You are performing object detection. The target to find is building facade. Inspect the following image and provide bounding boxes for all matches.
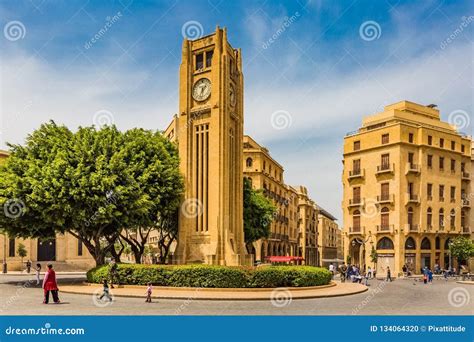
[317,206,342,267]
[343,101,472,276]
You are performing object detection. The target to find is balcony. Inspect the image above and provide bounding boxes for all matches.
[348,168,365,180]
[462,171,470,181]
[405,193,420,205]
[376,163,395,175]
[348,226,363,235]
[462,226,471,234]
[405,163,420,174]
[377,194,395,204]
[405,223,419,232]
[462,199,470,208]
[376,224,394,233]
[348,198,364,207]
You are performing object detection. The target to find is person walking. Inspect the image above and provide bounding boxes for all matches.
[367,266,372,279]
[99,280,113,302]
[145,283,153,303]
[35,263,41,285]
[339,263,347,283]
[385,266,392,282]
[428,269,433,284]
[328,263,335,279]
[108,258,119,289]
[42,264,60,304]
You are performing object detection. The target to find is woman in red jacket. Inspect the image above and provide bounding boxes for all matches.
[42,264,60,304]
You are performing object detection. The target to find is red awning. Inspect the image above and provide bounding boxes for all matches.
[265,256,304,262]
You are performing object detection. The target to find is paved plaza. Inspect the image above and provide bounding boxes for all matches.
[0,274,472,315]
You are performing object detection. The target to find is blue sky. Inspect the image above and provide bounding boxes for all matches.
[1,0,473,220]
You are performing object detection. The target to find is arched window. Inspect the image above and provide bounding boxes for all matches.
[377,237,394,250]
[381,207,389,229]
[246,157,253,168]
[353,210,361,231]
[435,236,440,250]
[421,237,431,249]
[444,238,452,250]
[450,209,455,229]
[439,209,445,228]
[405,237,416,250]
[427,207,432,227]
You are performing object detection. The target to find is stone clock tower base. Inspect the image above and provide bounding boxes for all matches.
[164,27,251,266]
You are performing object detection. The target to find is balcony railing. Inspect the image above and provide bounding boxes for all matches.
[406,163,420,174]
[376,224,394,233]
[348,168,365,179]
[376,163,395,175]
[377,194,394,204]
[348,198,364,207]
[405,224,419,232]
[462,171,470,180]
[462,226,470,234]
[406,193,420,205]
[348,226,363,234]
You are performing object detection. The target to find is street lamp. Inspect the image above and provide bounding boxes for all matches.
[2,233,7,274]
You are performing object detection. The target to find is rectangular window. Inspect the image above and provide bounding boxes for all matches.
[461,162,465,172]
[450,159,456,172]
[78,239,83,256]
[8,238,15,257]
[205,50,213,68]
[353,159,361,172]
[195,53,204,70]
[408,152,414,165]
[440,138,444,148]
[409,133,414,143]
[439,157,444,170]
[439,185,445,201]
[427,155,433,168]
[450,186,456,201]
[353,141,360,151]
[461,145,465,153]
[381,133,389,144]
[381,154,390,169]
[381,183,389,200]
[353,187,361,202]
[427,183,433,198]
[428,135,433,145]
[451,141,455,150]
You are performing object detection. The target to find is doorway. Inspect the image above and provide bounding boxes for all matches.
[37,238,56,261]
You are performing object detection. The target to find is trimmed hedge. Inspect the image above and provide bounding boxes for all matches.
[86,264,331,288]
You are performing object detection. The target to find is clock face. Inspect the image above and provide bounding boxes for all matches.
[229,84,236,106]
[192,78,211,101]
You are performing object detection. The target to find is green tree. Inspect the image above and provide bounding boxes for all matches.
[370,245,378,267]
[0,122,183,266]
[17,243,27,265]
[449,236,474,268]
[243,178,277,248]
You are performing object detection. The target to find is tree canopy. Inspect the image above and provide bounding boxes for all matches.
[243,178,276,245]
[0,121,184,265]
[449,236,474,264]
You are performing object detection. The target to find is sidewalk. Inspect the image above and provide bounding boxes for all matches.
[0,271,86,276]
[60,282,368,300]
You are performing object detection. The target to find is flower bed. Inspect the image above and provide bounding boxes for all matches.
[86,264,331,288]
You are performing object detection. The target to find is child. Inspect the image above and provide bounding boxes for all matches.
[99,279,112,302]
[145,282,152,303]
[35,263,41,285]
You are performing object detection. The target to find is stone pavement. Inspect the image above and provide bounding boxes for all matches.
[59,282,367,300]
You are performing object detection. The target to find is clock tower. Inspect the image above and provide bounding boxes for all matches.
[173,27,249,265]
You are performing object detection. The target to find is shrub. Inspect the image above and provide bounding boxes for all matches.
[86,264,331,288]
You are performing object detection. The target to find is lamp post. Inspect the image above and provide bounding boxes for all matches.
[448,240,453,274]
[2,233,7,274]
